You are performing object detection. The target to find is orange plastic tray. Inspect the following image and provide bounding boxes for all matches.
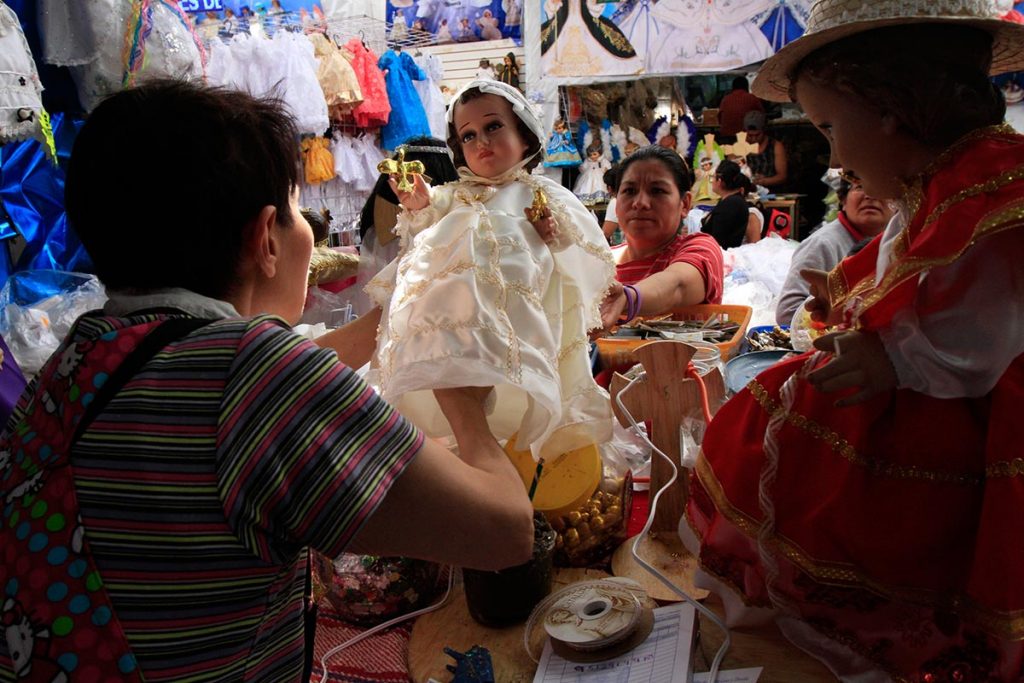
[595,303,753,369]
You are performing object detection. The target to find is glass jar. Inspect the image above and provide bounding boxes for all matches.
[463,512,555,627]
[687,340,724,378]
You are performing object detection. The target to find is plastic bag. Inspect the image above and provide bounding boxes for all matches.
[547,414,650,567]
[0,271,107,376]
[300,285,358,328]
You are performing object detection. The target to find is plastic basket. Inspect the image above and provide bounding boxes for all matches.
[595,304,753,370]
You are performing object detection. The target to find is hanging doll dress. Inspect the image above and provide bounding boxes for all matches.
[378,49,431,151]
[367,171,616,460]
[0,2,44,144]
[309,33,363,120]
[345,39,392,129]
[413,53,448,140]
[303,137,336,185]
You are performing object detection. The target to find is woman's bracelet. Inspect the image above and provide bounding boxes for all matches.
[622,284,642,322]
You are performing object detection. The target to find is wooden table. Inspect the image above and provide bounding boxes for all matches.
[407,563,836,682]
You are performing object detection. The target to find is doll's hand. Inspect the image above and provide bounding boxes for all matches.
[524,205,558,243]
[388,173,431,211]
[808,330,897,407]
[801,268,843,327]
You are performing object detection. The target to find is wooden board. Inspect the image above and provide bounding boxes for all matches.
[408,568,610,682]
[408,565,836,683]
[693,594,836,683]
[610,532,709,603]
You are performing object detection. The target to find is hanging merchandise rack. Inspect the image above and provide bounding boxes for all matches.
[325,14,439,54]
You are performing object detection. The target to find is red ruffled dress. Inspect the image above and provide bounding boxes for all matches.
[344,39,391,129]
[683,125,1024,683]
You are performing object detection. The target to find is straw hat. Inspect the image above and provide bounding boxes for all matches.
[752,0,1024,102]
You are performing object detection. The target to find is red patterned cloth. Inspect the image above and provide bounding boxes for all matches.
[311,605,412,683]
[687,125,1024,682]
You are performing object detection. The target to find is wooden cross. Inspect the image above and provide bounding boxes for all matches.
[610,340,726,534]
[721,131,758,158]
[377,148,426,193]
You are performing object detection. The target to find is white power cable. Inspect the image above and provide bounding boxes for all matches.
[316,564,455,683]
[615,373,731,683]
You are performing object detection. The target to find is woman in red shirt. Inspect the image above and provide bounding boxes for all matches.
[599,146,724,331]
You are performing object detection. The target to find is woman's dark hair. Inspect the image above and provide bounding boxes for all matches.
[617,145,693,195]
[302,208,332,244]
[791,24,1004,147]
[715,159,752,193]
[65,79,300,298]
[358,136,457,239]
[836,178,852,206]
[603,165,619,192]
[447,87,542,171]
[505,52,518,68]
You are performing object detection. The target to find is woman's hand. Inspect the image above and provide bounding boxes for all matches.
[388,173,431,211]
[524,204,558,243]
[598,280,627,332]
[808,330,897,406]
[801,268,843,327]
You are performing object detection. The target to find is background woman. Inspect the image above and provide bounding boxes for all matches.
[700,158,756,249]
[599,146,724,331]
[743,110,788,190]
[775,173,894,326]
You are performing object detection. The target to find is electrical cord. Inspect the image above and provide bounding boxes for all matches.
[615,368,731,683]
[316,564,456,683]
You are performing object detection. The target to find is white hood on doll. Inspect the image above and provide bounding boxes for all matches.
[446,79,546,154]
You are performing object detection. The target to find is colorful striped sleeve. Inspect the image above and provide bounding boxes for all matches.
[216,316,423,563]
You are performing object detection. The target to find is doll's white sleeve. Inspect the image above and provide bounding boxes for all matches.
[541,178,600,253]
[878,227,1024,398]
[364,184,455,308]
[393,183,455,244]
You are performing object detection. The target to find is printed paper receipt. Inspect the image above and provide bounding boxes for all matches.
[534,603,696,683]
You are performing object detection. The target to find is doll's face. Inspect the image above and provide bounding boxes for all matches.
[589,150,600,161]
[455,93,531,178]
[484,10,492,17]
[554,121,565,133]
[700,159,712,171]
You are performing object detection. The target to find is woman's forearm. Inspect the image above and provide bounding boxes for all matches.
[633,262,707,314]
[314,306,382,368]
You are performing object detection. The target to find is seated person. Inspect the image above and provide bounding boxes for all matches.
[700,159,757,249]
[775,173,894,326]
[601,166,624,245]
[744,110,788,190]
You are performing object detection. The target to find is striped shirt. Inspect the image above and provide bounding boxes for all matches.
[613,232,724,304]
[15,312,421,682]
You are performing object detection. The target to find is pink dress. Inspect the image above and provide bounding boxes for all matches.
[344,39,391,129]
